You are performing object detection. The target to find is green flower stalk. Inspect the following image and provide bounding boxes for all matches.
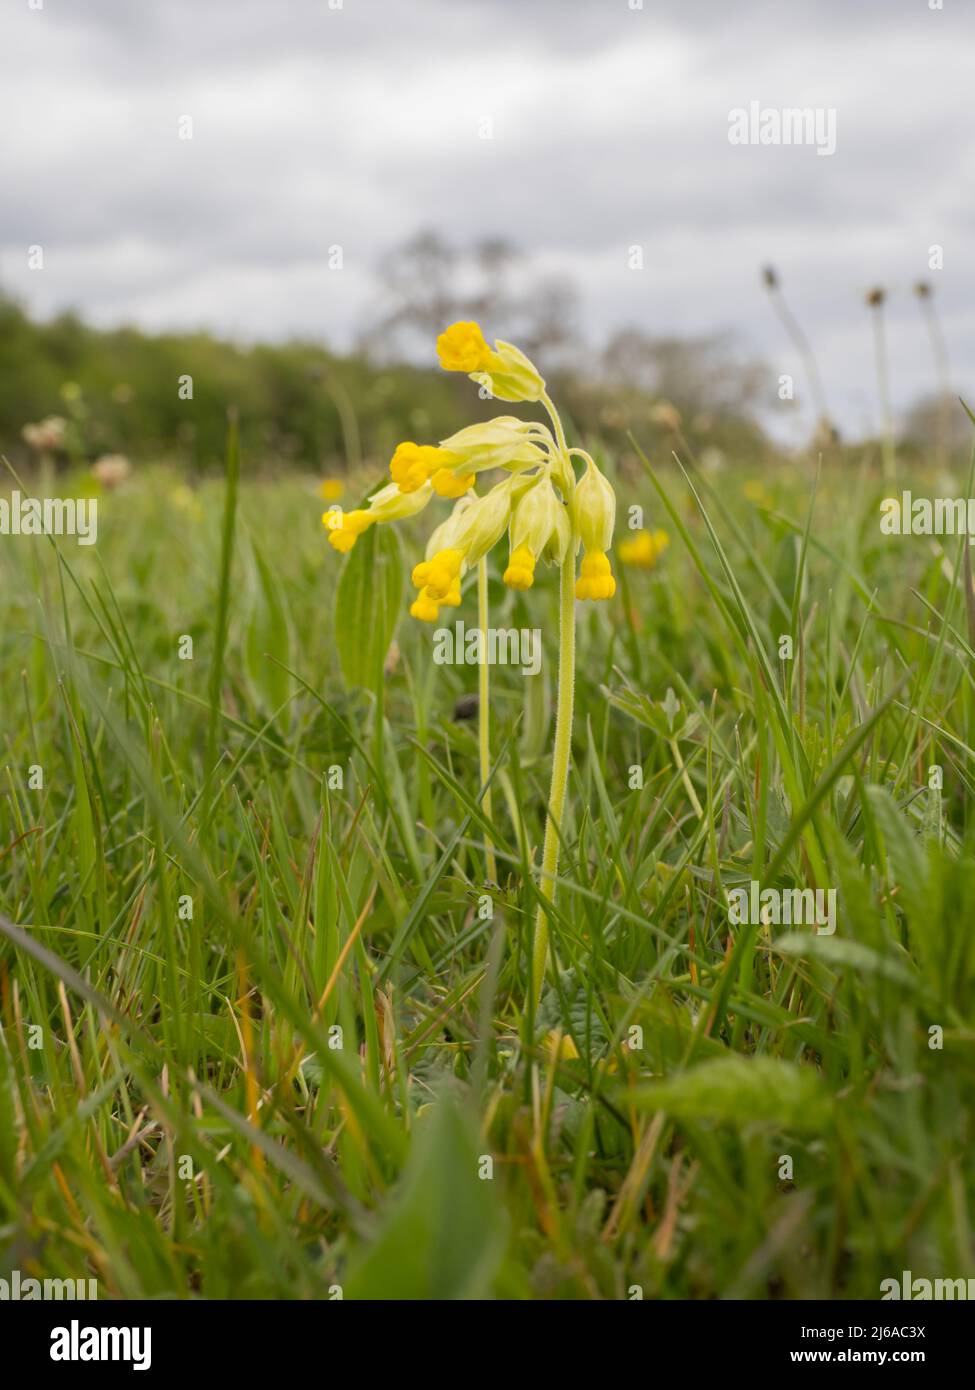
[323,321,617,1016]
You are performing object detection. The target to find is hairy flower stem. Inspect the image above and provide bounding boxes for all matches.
[531,554,576,1012]
[477,555,498,885]
[530,392,577,1014]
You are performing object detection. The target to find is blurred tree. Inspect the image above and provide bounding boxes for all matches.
[362,232,579,366]
[902,392,970,458]
[601,328,765,416]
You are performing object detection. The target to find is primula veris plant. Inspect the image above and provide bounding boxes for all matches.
[323,323,617,1011]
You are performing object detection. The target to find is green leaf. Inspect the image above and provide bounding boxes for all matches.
[626,1055,832,1130]
[775,932,917,988]
[866,785,929,925]
[344,1096,507,1300]
[334,522,404,690]
[245,536,293,716]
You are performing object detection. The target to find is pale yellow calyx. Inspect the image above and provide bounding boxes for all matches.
[367,480,434,523]
[509,474,568,571]
[451,477,515,566]
[572,458,616,556]
[438,417,552,475]
[470,338,545,404]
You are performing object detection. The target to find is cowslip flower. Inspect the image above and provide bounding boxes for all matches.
[503,475,570,590]
[323,479,433,553]
[324,326,618,615]
[322,320,620,1017]
[572,457,617,600]
[618,528,669,569]
[389,442,474,497]
[409,478,521,621]
[408,503,472,621]
[388,418,552,506]
[436,321,545,403]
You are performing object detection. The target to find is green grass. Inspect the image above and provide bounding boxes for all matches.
[1,446,974,1300]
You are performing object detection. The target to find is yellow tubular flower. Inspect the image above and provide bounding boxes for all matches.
[390,442,465,493]
[436,321,494,374]
[412,547,464,600]
[572,458,617,602]
[430,467,475,498]
[323,508,372,553]
[409,591,442,623]
[406,500,477,616]
[437,322,545,403]
[576,551,616,600]
[503,543,536,590]
[409,570,461,623]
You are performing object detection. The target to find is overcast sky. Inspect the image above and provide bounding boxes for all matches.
[1,0,972,442]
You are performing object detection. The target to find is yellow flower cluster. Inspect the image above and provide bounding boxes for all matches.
[323,323,619,620]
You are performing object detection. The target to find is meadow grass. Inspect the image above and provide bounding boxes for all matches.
[1,444,974,1300]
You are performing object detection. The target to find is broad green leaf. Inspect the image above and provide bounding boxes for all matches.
[775,931,917,988]
[334,522,403,690]
[866,785,929,924]
[345,1096,507,1300]
[626,1055,832,1130]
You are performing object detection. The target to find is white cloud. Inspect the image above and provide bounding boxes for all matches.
[0,0,971,438]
